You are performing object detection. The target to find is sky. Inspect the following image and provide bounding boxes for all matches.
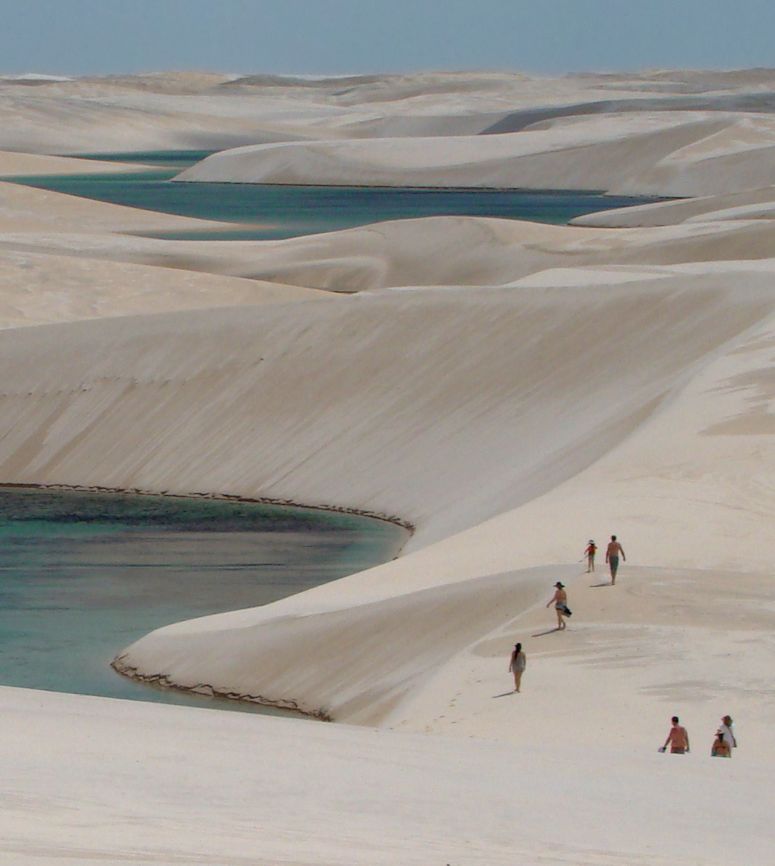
[1,0,774,77]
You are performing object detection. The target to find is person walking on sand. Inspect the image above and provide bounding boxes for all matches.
[711,729,731,757]
[584,540,597,572]
[606,535,626,584]
[660,716,690,754]
[546,582,570,630]
[508,642,526,692]
[719,715,737,753]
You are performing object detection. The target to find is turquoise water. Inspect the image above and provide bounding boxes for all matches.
[4,149,662,241]
[76,149,215,167]
[0,488,405,714]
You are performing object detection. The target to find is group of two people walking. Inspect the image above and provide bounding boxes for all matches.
[584,535,625,584]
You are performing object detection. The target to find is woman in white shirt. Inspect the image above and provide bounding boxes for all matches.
[719,715,737,754]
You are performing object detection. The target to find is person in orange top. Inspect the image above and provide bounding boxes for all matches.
[711,730,731,757]
[583,539,597,572]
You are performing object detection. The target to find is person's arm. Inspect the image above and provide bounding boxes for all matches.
[621,546,626,561]
[685,731,690,752]
[546,593,555,608]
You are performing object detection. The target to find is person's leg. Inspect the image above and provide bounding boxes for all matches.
[514,671,522,692]
[610,556,618,585]
[556,608,563,629]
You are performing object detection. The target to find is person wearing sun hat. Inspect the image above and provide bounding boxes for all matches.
[583,539,597,572]
[546,581,570,630]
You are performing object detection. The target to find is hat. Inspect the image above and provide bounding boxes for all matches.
[554,581,565,588]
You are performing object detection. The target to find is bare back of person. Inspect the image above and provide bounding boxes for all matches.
[668,726,689,753]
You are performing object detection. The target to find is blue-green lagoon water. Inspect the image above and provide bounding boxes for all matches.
[4,149,662,241]
[0,488,405,714]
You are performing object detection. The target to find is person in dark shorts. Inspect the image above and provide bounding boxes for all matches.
[546,582,570,630]
[606,535,626,585]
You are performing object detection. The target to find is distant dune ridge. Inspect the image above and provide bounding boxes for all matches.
[175,113,775,196]
[0,69,773,865]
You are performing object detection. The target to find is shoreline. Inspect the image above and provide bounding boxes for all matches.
[0,482,411,718]
[172,177,671,199]
[0,481,415,536]
[110,653,332,721]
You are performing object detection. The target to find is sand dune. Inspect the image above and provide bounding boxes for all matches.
[10,67,775,158]
[0,265,769,728]
[0,176,239,234]
[0,69,774,865]
[0,248,329,327]
[0,271,768,547]
[101,270,772,722]
[0,175,329,326]
[3,685,771,866]
[7,206,775,295]
[572,184,775,227]
[0,149,150,175]
[178,112,775,196]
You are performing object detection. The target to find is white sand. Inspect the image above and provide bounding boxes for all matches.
[572,185,775,227]
[178,112,775,196]
[0,685,771,866]
[0,69,773,865]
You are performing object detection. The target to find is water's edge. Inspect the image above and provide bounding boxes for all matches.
[110,654,333,721]
[0,482,415,535]
[0,482,411,720]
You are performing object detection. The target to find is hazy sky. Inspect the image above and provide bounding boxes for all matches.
[2,0,774,77]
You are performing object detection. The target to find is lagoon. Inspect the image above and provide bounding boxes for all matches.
[0,488,405,714]
[5,150,661,241]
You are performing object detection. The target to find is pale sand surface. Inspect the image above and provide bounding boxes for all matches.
[0,249,329,327]
[7,211,775,294]
[0,69,719,153]
[2,685,770,866]
[178,112,775,196]
[572,185,775,227]
[0,70,773,864]
[0,149,150,175]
